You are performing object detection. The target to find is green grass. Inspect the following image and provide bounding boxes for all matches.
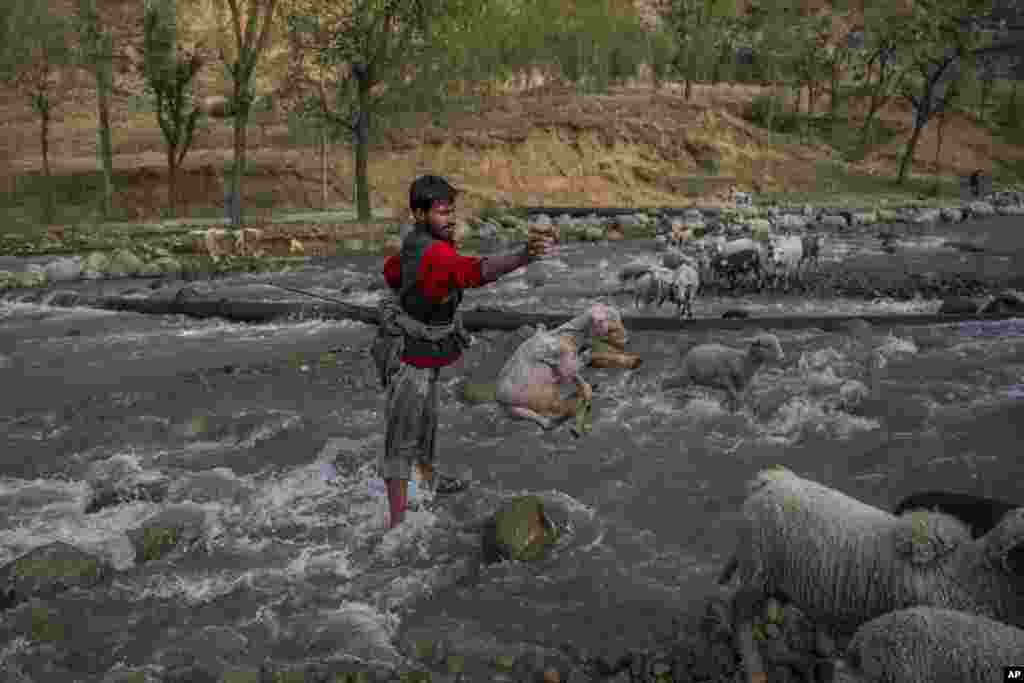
[764,159,964,207]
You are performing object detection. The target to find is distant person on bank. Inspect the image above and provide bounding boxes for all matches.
[375,175,557,529]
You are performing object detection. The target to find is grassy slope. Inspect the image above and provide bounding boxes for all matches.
[1,0,1023,235]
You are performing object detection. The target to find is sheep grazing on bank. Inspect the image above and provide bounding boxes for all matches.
[495,303,631,434]
[662,333,785,410]
[719,467,1024,683]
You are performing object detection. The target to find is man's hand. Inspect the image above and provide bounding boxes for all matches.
[527,223,559,261]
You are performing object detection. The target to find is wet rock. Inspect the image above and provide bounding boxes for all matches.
[938,297,980,314]
[966,200,996,217]
[979,289,1024,314]
[907,207,940,225]
[126,504,207,564]
[481,495,560,563]
[820,214,848,230]
[996,203,1024,215]
[0,542,110,610]
[42,257,83,282]
[654,235,669,252]
[851,211,878,226]
[722,309,750,319]
[940,207,965,223]
[164,664,220,683]
[774,214,808,231]
[106,249,145,278]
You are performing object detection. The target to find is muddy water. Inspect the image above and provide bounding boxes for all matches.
[1,229,1023,681]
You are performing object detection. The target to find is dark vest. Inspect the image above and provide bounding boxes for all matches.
[398,224,464,360]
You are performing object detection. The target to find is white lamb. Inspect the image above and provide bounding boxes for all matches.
[662,333,785,410]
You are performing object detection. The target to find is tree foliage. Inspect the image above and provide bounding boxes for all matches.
[143,0,206,215]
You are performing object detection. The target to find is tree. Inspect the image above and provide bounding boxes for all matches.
[896,0,994,183]
[0,1,77,223]
[143,0,205,216]
[74,0,116,220]
[664,0,741,100]
[849,4,913,147]
[289,0,484,221]
[213,0,281,227]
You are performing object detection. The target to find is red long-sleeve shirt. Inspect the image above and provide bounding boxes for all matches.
[383,240,484,368]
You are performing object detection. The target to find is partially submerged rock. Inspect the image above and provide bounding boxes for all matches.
[482,495,560,563]
[0,542,110,610]
[127,504,208,564]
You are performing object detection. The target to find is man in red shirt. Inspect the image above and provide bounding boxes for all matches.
[378,175,555,529]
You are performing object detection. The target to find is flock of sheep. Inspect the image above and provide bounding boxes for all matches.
[485,301,1021,683]
[619,212,825,318]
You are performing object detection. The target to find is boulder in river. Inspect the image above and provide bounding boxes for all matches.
[127,504,208,564]
[938,297,980,315]
[979,289,1024,315]
[0,542,111,610]
[482,495,560,563]
[43,256,83,282]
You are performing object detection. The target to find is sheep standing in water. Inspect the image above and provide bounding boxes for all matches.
[619,258,701,319]
[719,467,1024,683]
[662,333,785,411]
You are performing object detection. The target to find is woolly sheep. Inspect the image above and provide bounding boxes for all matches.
[893,490,1021,541]
[800,233,823,270]
[719,467,1024,683]
[671,263,700,319]
[765,234,803,288]
[844,607,1024,683]
[495,303,625,433]
[662,333,785,410]
[621,263,700,319]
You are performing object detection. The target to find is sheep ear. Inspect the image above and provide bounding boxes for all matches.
[982,507,1024,574]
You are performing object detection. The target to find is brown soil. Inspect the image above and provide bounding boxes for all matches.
[2,0,1022,226]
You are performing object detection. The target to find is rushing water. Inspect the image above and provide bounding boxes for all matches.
[1,232,1023,682]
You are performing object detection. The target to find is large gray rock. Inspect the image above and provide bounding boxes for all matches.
[940,207,965,223]
[938,297,980,315]
[481,495,560,563]
[774,214,808,231]
[996,203,1024,216]
[820,214,848,230]
[43,257,83,282]
[979,290,1024,315]
[0,542,111,609]
[910,208,942,225]
[127,504,208,564]
[966,200,996,217]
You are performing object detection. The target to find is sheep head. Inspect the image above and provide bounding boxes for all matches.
[586,303,622,341]
[981,507,1024,576]
[746,333,785,363]
[892,510,974,565]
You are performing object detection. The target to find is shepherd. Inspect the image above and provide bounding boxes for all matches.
[372,175,557,530]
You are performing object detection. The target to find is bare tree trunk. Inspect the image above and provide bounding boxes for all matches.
[167,145,177,214]
[355,68,372,221]
[230,79,249,228]
[40,104,51,181]
[39,98,55,224]
[320,126,328,210]
[897,113,927,184]
[96,34,114,219]
[933,109,947,193]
